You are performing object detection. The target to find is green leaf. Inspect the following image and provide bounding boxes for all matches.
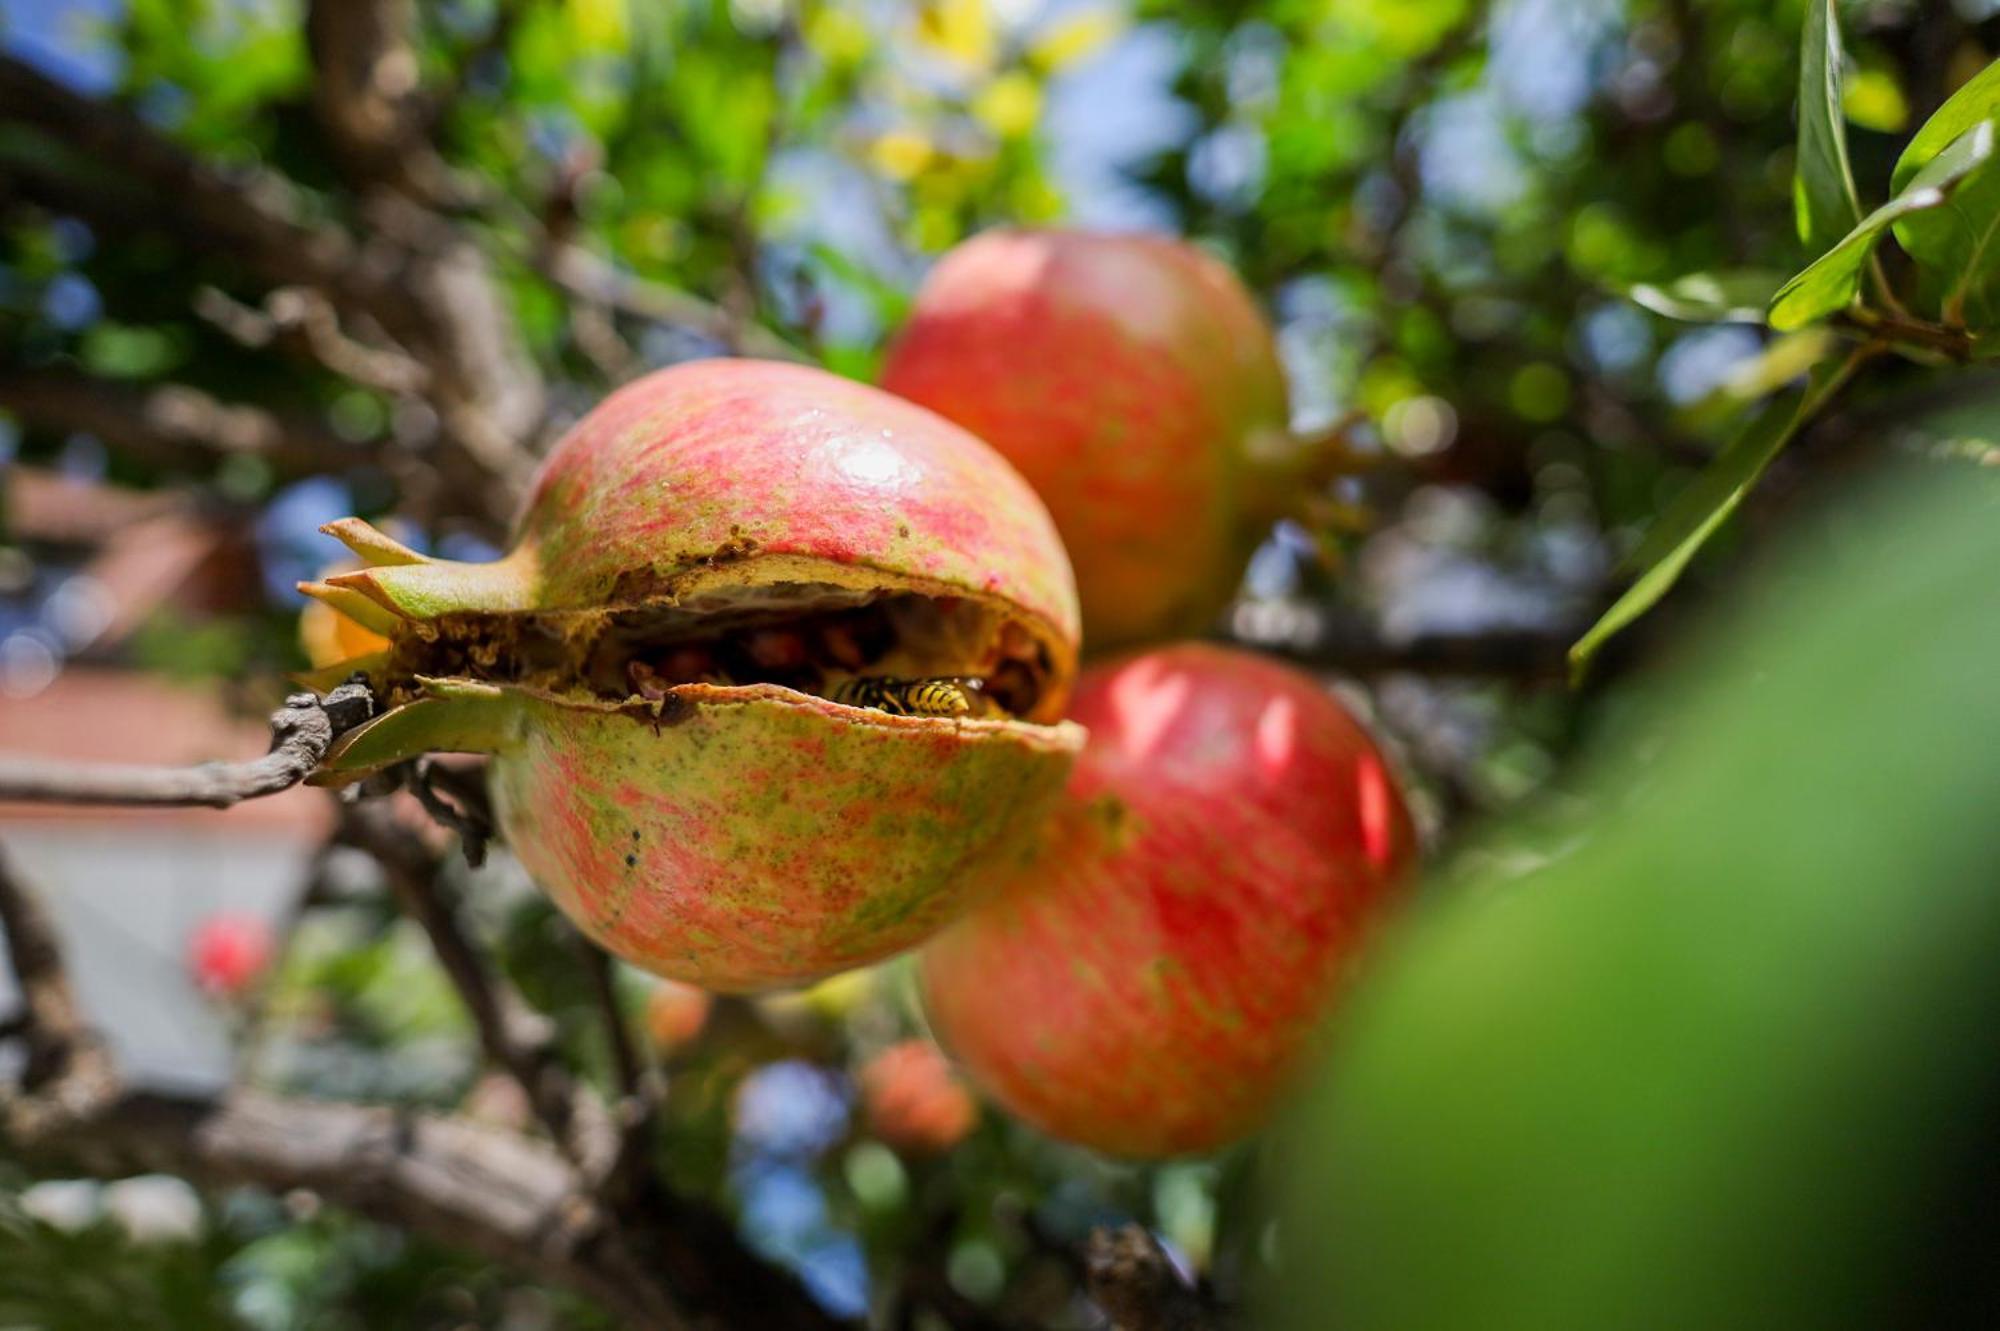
[1628,271,1789,324]
[1568,356,1856,681]
[1895,154,2000,332]
[1886,60,2000,331]
[1768,119,1996,331]
[1794,0,1863,255]
[1891,56,2000,191]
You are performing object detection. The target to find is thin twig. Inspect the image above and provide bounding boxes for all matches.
[0,367,379,480]
[578,942,662,1202]
[0,681,374,809]
[1225,613,1578,682]
[538,242,809,363]
[1084,1226,1224,1331]
[408,759,497,868]
[194,285,430,396]
[0,840,118,1140]
[335,801,602,1160]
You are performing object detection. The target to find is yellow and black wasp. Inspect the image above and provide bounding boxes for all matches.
[832,676,989,718]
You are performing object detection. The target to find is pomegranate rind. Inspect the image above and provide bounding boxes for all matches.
[920,643,1415,1155]
[882,231,1292,651]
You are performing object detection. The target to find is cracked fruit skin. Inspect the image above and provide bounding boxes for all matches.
[307,358,1084,993]
[881,230,1294,652]
[920,643,1416,1157]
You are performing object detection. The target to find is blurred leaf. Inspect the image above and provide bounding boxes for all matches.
[1279,468,2000,1330]
[915,0,998,75]
[1891,57,2000,191]
[973,72,1043,139]
[1841,66,1908,133]
[568,0,631,54]
[1569,353,1855,680]
[1027,9,1124,73]
[1795,0,1864,255]
[1769,120,1995,331]
[79,322,184,378]
[0,1184,239,1331]
[1714,327,1840,402]
[1629,271,1788,324]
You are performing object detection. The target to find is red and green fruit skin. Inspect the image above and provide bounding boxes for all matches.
[920,643,1416,1157]
[880,230,1292,652]
[317,359,1084,993]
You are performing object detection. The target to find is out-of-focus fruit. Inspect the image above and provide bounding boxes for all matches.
[305,359,1084,992]
[881,229,1295,651]
[921,643,1416,1156]
[644,978,714,1051]
[186,912,274,999]
[860,1039,979,1156]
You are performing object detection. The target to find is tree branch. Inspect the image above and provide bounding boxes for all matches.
[578,941,663,1204]
[539,243,809,364]
[193,285,430,397]
[1226,611,1576,682]
[0,367,378,480]
[0,53,541,524]
[0,681,375,809]
[0,842,115,1121]
[306,0,456,202]
[0,55,372,304]
[0,831,844,1331]
[335,801,606,1164]
[1084,1226,1224,1331]
[13,1086,697,1328]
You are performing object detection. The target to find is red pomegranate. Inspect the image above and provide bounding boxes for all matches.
[306,359,1084,992]
[186,912,274,999]
[859,1039,979,1157]
[920,643,1416,1156]
[881,230,1295,651]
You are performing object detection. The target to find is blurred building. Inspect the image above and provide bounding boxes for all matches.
[1,467,325,1092]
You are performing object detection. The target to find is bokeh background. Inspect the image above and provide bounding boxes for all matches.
[3,0,1999,1327]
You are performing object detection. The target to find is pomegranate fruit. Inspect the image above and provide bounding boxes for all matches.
[305,359,1084,992]
[880,230,1295,651]
[186,912,274,999]
[919,643,1416,1157]
[644,978,714,1051]
[859,1039,979,1157]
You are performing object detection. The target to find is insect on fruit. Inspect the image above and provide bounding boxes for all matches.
[832,676,986,718]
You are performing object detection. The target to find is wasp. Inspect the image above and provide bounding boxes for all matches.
[832,676,987,718]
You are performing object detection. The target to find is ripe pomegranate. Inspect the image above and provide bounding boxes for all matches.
[645,978,714,1051]
[920,643,1416,1157]
[186,912,274,999]
[859,1039,979,1157]
[880,230,1296,651]
[306,359,1084,992]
